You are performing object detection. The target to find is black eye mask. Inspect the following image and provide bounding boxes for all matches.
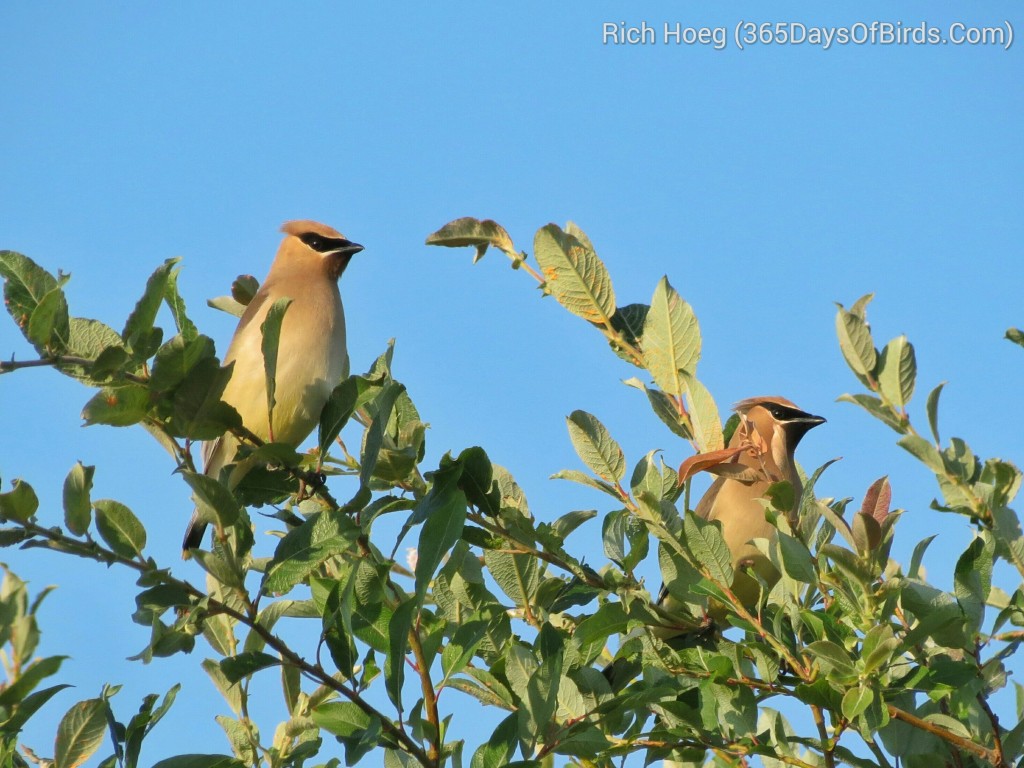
[299,232,358,254]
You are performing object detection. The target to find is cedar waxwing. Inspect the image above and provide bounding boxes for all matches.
[684,396,826,614]
[605,397,824,687]
[182,220,363,552]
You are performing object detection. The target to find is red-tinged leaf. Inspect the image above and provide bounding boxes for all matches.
[860,476,891,524]
[677,446,746,485]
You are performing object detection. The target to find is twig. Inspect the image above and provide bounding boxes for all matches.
[888,705,1003,767]
[408,628,441,766]
[810,705,836,768]
[0,354,149,385]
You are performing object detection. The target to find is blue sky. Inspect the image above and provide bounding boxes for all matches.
[1,2,1022,764]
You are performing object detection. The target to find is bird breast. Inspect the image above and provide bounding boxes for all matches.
[221,285,347,447]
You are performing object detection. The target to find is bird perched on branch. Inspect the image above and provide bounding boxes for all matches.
[679,396,826,614]
[605,397,824,685]
[182,220,363,553]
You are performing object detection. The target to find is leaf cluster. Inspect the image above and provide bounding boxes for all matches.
[0,222,1020,768]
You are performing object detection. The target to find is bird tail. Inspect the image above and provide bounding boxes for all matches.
[181,510,207,558]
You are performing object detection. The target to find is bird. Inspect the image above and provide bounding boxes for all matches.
[182,220,364,553]
[605,397,824,686]
[683,396,826,615]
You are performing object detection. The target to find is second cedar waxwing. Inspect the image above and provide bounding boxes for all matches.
[684,396,826,615]
[181,220,363,553]
[605,397,824,688]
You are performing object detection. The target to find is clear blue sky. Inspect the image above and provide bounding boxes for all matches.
[1,2,1021,764]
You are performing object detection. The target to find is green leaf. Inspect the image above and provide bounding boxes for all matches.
[897,435,946,474]
[122,258,178,358]
[27,285,70,352]
[181,471,241,530]
[441,620,489,681]
[425,217,517,261]
[385,598,416,711]
[0,683,72,734]
[260,297,292,439]
[642,276,700,396]
[550,469,621,500]
[81,385,150,427]
[262,511,359,595]
[359,380,404,490]
[484,550,539,608]
[54,697,108,768]
[93,499,146,558]
[0,251,68,352]
[835,297,877,381]
[805,640,856,678]
[609,303,649,365]
[624,377,692,439]
[318,377,359,457]
[842,684,874,721]
[62,462,95,536]
[68,317,124,359]
[219,652,280,683]
[166,357,242,440]
[682,372,722,452]
[470,712,517,768]
[0,655,67,710]
[954,534,994,633]
[455,446,501,516]
[777,532,816,583]
[925,382,945,445]
[550,509,597,541]
[149,334,216,393]
[206,295,246,318]
[151,756,246,768]
[836,393,905,432]
[533,223,616,325]
[1006,327,1024,348]
[415,464,468,601]
[682,512,733,586]
[877,335,916,407]
[566,410,625,483]
[164,267,199,342]
[0,479,39,522]
[311,701,372,737]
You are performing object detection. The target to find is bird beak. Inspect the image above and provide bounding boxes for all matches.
[336,241,364,256]
[787,413,826,438]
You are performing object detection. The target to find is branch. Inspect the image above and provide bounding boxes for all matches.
[466,510,606,589]
[811,704,836,768]
[0,354,149,385]
[408,628,441,766]
[888,705,1004,767]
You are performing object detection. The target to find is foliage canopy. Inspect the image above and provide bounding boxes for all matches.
[1,219,1023,767]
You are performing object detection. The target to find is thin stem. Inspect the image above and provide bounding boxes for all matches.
[864,735,894,768]
[976,693,1005,768]
[810,705,836,768]
[0,354,149,385]
[465,511,605,589]
[408,628,441,766]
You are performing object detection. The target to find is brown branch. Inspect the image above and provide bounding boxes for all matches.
[408,627,441,766]
[888,705,1004,767]
[811,704,836,768]
[976,693,1005,768]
